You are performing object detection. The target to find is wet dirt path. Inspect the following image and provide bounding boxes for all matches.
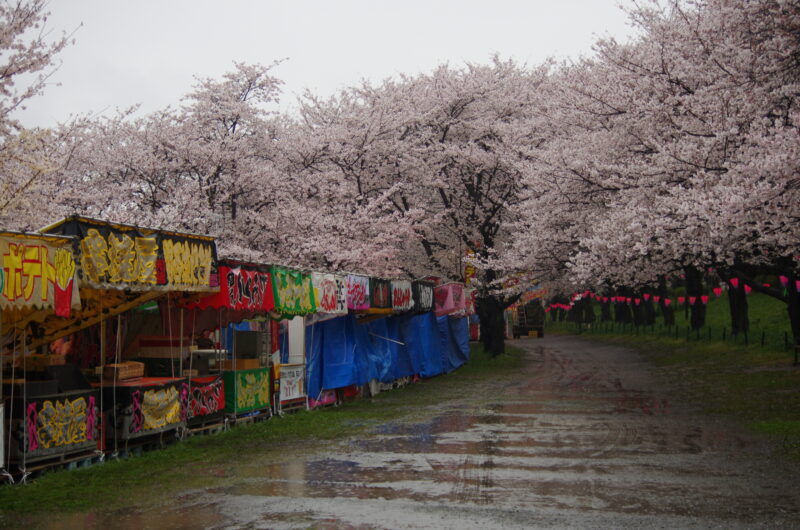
[57,336,800,528]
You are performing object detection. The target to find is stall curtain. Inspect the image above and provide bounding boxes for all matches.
[412,281,434,313]
[369,278,392,309]
[271,266,316,317]
[434,283,465,317]
[189,263,274,312]
[391,280,413,313]
[345,274,370,311]
[311,272,347,314]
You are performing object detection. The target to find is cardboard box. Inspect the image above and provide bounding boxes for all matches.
[218,359,261,371]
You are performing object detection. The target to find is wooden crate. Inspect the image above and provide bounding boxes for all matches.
[103,361,144,380]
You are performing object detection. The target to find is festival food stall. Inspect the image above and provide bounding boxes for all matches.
[223,267,315,416]
[42,216,218,451]
[183,259,275,422]
[0,230,87,474]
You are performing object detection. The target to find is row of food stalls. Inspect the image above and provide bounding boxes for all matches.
[0,216,474,481]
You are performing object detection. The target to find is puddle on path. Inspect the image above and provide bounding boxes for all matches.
[21,336,800,529]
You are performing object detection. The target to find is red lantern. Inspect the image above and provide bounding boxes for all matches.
[762,283,771,288]
[626,297,632,304]
[730,278,740,288]
[643,293,650,301]
[779,275,789,287]
[678,296,685,305]
[664,298,672,306]
[744,284,752,295]
[653,295,661,303]
[634,298,641,306]
[713,287,723,297]
[603,297,608,303]
[701,295,709,304]
[688,296,696,305]
[796,280,800,293]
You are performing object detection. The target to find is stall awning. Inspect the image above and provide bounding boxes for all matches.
[185,259,274,312]
[0,230,81,320]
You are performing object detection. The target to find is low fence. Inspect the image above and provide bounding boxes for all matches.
[548,320,798,361]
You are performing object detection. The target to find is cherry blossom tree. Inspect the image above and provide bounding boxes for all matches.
[294,59,548,355]
[0,0,71,229]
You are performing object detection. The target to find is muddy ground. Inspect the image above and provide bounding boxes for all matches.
[33,336,800,528]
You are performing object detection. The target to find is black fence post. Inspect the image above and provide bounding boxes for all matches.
[761,330,765,347]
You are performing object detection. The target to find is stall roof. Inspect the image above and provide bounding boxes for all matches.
[41,215,219,293]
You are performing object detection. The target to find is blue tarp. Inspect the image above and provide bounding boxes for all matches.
[438,316,470,372]
[304,312,470,397]
[401,312,443,378]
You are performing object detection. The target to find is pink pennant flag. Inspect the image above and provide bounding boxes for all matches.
[701,295,709,304]
[634,298,641,306]
[664,298,672,306]
[653,295,661,303]
[744,284,752,294]
[730,278,740,288]
[688,296,697,305]
[678,296,685,305]
[713,287,723,297]
[779,275,789,286]
[643,293,650,301]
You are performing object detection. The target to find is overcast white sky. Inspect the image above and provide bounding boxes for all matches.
[18,0,638,128]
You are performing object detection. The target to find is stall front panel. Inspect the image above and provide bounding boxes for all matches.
[187,375,225,426]
[271,267,315,317]
[0,231,81,319]
[346,274,370,311]
[99,377,187,442]
[42,216,218,293]
[7,387,99,464]
[222,367,270,414]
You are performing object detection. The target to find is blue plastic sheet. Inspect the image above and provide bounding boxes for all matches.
[304,312,470,396]
[402,312,443,378]
[437,316,470,372]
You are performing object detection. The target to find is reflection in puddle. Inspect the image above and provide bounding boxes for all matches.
[23,337,800,529]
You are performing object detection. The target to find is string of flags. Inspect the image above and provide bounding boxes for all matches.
[547,275,800,312]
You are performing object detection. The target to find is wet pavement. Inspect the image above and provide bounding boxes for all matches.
[42,336,800,528]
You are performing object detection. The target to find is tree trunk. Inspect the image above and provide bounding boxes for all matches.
[685,266,706,330]
[727,280,749,336]
[787,273,800,358]
[600,299,612,322]
[476,295,507,357]
[657,277,675,326]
